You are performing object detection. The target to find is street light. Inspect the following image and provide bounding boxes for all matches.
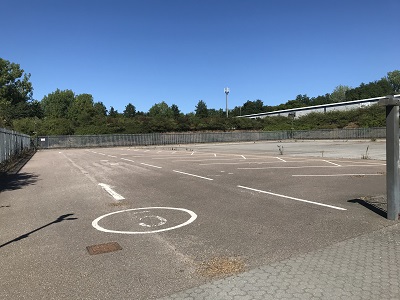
[224,87,230,118]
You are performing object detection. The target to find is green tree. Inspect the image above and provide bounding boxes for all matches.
[93,101,107,116]
[0,58,34,126]
[123,103,136,118]
[148,101,173,118]
[241,100,264,115]
[330,85,351,102]
[39,118,75,135]
[109,106,119,117]
[171,104,181,119]
[195,100,208,118]
[68,93,96,126]
[345,79,393,100]
[294,95,310,106]
[386,70,400,93]
[41,89,75,118]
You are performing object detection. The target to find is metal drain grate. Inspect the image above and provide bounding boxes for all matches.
[86,242,122,255]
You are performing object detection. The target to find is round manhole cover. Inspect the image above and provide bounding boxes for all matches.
[92,207,197,234]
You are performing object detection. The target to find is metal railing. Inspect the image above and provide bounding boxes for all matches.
[37,127,387,149]
[0,128,32,164]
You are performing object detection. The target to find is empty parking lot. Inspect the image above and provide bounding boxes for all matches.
[0,140,395,299]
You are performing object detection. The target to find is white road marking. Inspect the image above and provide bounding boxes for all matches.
[239,165,331,170]
[275,157,286,162]
[139,215,167,227]
[98,153,106,156]
[120,158,135,163]
[239,164,386,170]
[241,155,246,159]
[345,164,386,167]
[237,185,346,211]
[92,207,197,234]
[98,183,125,200]
[141,163,162,169]
[292,173,383,177]
[173,170,213,181]
[108,155,117,158]
[191,152,195,155]
[214,153,217,157]
[323,160,341,167]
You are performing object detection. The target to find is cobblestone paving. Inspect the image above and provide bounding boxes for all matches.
[159,224,400,300]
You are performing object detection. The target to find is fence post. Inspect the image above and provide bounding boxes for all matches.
[379,95,400,220]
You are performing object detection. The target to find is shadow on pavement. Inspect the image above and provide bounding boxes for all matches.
[0,214,78,248]
[348,198,387,218]
[0,172,39,193]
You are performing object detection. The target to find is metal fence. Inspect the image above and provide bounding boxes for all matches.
[37,127,387,149]
[0,128,32,164]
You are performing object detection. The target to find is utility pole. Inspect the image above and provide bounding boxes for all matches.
[224,87,230,118]
[379,95,400,220]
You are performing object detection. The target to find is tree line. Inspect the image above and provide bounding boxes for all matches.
[1,57,399,136]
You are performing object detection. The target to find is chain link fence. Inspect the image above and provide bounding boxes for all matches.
[0,128,32,165]
[36,127,386,149]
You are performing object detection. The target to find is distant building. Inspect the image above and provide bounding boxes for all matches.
[239,94,400,119]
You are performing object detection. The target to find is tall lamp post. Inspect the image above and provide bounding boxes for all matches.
[224,87,230,118]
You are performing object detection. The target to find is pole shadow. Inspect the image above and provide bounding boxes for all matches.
[0,214,78,248]
[348,198,387,218]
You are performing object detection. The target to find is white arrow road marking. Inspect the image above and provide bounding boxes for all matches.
[98,183,125,201]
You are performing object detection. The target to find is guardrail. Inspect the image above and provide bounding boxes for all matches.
[36,127,386,149]
[0,128,32,165]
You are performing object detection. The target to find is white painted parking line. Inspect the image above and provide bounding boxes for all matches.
[323,160,341,167]
[199,161,275,166]
[108,155,117,158]
[180,158,249,163]
[292,173,383,177]
[275,157,286,162]
[345,164,386,167]
[241,155,246,159]
[191,152,195,155]
[120,158,135,163]
[238,165,333,170]
[141,163,162,169]
[237,185,347,211]
[173,170,213,181]
[214,153,217,157]
[98,183,125,201]
[98,153,106,156]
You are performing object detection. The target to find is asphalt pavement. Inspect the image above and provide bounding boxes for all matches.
[0,139,398,299]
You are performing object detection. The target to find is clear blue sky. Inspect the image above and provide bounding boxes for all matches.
[2,0,399,114]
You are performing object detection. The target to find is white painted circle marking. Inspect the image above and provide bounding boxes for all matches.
[139,215,167,227]
[92,207,197,234]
